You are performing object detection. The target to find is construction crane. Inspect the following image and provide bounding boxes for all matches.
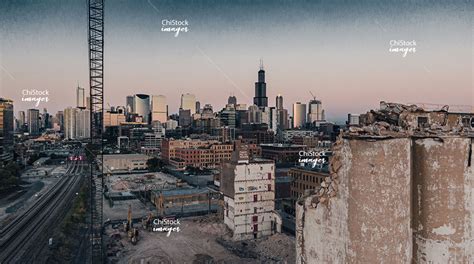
[88,0,104,262]
[309,91,316,100]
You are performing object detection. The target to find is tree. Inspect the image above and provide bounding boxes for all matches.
[0,162,21,191]
[147,157,163,172]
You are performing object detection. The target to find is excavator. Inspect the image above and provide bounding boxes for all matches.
[124,205,139,245]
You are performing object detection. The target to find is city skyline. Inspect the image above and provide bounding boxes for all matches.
[1,0,472,121]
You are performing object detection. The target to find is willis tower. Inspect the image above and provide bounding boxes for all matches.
[253,60,268,107]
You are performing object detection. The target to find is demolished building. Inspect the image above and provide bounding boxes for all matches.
[296,102,473,263]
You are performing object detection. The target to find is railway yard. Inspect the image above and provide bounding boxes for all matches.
[0,158,86,263]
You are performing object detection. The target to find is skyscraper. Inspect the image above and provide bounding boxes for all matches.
[181,93,196,114]
[76,86,86,109]
[151,95,168,123]
[308,99,325,123]
[178,109,192,127]
[253,60,268,108]
[64,107,90,139]
[276,94,283,110]
[133,94,150,123]
[228,95,237,105]
[27,109,40,135]
[195,101,201,114]
[275,95,288,131]
[126,95,134,113]
[0,98,14,162]
[293,102,307,128]
[18,110,25,132]
[56,111,64,132]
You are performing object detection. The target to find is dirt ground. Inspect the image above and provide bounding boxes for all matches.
[105,215,296,264]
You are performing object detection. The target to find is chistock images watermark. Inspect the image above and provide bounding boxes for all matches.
[21,89,49,107]
[389,40,416,57]
[298,150,328,168]
[161,19,189,37]
[152,218,181,237]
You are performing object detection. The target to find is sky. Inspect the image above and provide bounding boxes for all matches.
[0,0,472,123]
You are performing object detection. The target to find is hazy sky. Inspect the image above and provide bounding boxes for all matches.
[0,0,472,122]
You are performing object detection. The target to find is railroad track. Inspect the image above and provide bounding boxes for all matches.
[0,158,85,263]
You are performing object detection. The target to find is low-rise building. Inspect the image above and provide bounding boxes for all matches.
[170,143,233,169]
[260,143,306,164]
[161,138,219,164]
[103,154,149,172]
[289,166,328,201]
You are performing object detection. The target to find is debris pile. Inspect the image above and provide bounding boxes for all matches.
[348,101,470,137]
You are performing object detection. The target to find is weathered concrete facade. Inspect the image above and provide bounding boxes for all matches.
[296,138,413,263]
[296,136,474,263]
[296,103,474,263]
[412,137,474,263]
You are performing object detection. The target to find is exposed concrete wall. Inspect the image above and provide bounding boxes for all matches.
[412,137,474,263]
[346,139,412,263]
[296,138,412,263]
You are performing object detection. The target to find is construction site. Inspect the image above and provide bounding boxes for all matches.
[104,213,295,263]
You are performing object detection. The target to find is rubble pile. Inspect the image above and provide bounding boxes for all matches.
[349,101,470,137]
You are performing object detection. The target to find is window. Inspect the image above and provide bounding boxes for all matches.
[417,116,429,129]
[268,173,272,180]
[252,215,258,222]
[254,207,257,213]
[253,194,258,202]
[268,184,272,191]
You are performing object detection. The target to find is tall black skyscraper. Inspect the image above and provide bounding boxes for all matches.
[253,60,268,107]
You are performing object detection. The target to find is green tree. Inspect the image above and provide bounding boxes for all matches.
[147,157,163,172]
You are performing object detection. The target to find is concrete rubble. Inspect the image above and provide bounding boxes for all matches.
[347,101,471,137]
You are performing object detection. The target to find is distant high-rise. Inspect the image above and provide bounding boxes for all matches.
[64,107,90,139]
[86,96,91,110]
[195,101,201,114]
[220,104,236,128]
[0,98,14,162]
[151,95,168,123]
[228,95,237,105]
[18,110,25,132]
[276,94,283,110]
[56,111,64,132]
[247,105,262,124]
[133,94,150,123]
[293,102,307,128]
[76,86,86,109]
[253,60,268,108]
[308,99,325,123]
[178,109,192,127]
[27,109,40,135]
[181,93,196,114]
[126,95,134,113]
